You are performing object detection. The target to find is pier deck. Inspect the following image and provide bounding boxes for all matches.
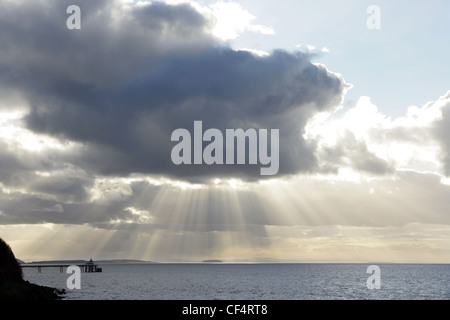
[21,263,102,273]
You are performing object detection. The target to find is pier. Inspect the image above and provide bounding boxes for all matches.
[21,259,102,273]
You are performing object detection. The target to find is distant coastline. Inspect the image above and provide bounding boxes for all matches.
[21,259,158,265]
[18,258,449,265]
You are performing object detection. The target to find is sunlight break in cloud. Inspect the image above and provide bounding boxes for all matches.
[208,1,275,40]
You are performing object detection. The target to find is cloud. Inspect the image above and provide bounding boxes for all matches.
[208,1,275,40]
[295,44,330,54]
[306,93,450,175]
[2,165,450,230]
[0,0,348,181]
[1,88,448,230]
[0,0,214,88]
[430,91,450,175]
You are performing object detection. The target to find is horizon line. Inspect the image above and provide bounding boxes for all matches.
[18,258,450,265]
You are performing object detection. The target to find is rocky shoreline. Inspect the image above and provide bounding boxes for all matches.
[0,238,65,300]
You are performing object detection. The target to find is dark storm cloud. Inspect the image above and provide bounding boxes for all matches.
[0,134,93,204]
[0,193,125,225]
[27,174,92,203]
[0,0,348,180]
[0,177,139,225]
[0,0,212,88]
[0,139,65,188]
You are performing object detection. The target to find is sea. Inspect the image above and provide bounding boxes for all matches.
[21,263,450,300]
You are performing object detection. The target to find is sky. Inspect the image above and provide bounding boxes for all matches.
[1,0,449,263]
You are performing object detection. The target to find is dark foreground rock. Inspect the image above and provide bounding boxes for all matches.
[0,238,65,300]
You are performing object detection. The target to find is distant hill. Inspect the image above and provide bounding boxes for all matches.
[0,238,64,300]
[202,260,223,263]
[96,259,157,264]
[25,260,87,265]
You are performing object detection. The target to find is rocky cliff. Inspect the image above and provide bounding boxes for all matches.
[0,238,63,299]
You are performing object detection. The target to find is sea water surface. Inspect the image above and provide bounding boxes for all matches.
[22,263,450,300]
